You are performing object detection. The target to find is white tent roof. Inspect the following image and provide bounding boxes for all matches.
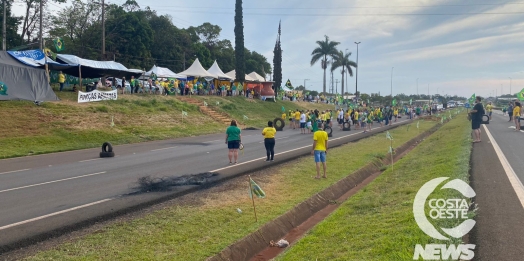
[178,58,214,78]
[207,61,232,80]
[247,71,266,82]
[225,70,256,82]
[145,65,186,79]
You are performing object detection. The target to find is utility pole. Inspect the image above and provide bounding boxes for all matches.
[335,79,339,95]
[39,0,43,50]
[2,0,6,51]
[102,0,105,60]
[355,42,360,98]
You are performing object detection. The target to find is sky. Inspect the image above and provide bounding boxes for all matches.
[12,0,524,97]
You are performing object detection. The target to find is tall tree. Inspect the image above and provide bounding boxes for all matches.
[310,35,339,94]
[234,0,245,82]
[272,21,282,92]
[330,50,357,96]
[0,0,22,49]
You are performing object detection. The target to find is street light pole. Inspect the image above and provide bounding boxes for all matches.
[355,42,360,99]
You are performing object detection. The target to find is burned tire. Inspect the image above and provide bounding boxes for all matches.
[324,126,333,137]
[102,142,113,152]
[342,122,351,131]
[100,151,115,158]
[274,118,285,131]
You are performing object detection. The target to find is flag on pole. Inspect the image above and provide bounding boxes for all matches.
[110,116,115,128]
[386,131,393,140]
[53,38,64,52]
[182,111,188,117]
[392,99,397,106]
[249,177,266,199]
[409,99,413,105]
[468,93,476,104]
[285,79,293,90]
[203,101,208,106]
[441,117,444,124]
[417,121,420,129]
[388,146,394,154]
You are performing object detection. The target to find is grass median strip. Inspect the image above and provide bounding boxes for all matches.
[277,117,472,261]
[24,120,437,261]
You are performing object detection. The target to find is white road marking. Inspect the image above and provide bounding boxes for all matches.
[203,140,220,143]
[0,169,30,176]
[210,120,408,172]
[507,126,524,132]
[483,125,524,208]
[150,146,178,152]
[79,158,100,163]
[0,171,107,194]
[258,136,289,143]
[0,198,114,231]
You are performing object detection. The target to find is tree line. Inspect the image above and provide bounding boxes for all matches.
[0,0,271,77]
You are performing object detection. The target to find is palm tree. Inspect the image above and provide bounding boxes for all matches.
[310,35,340,94]
[331,50,357,97]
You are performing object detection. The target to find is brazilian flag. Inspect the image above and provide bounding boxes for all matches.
[392,99,397,106]
[468,93,476,104]
[517,88,524,101]
[53,38,64,52]
[44,48,56,60]
[285,79,293,90]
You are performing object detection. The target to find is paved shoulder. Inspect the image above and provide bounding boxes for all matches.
[470,125,524,260]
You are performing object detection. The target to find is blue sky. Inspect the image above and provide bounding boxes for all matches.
[14,0,524,97]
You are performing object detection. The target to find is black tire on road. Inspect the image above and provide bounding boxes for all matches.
[100,151,115,158]
[274,118,285,131]
[342,122,351,131]
[102,142,113,152]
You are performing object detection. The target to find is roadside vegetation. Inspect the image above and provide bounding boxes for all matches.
[24,120,437,261]
[0,93,332,159]
[277,116,472,260]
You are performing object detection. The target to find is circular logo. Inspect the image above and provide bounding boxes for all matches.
[413,177,476,240]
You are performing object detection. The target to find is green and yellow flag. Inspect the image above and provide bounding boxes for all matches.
[409,99,412,105]
[249,177,266,199]
[53,38,64,52]
[285,79,293,90]
[517,88,524,101]
[392,99,397,106]
[468,93,476,104]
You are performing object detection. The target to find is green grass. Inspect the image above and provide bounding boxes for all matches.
[277,115,472,261]
[25,120,437,261]
[0,92,335,159]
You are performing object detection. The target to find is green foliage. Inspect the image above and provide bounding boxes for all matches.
[331,50,357,95]
[311,35,340,94]
[234,0,246,82]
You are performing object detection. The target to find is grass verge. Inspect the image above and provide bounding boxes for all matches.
[0,93,332,159]
[24,120,436,261]
[277,116,473,260]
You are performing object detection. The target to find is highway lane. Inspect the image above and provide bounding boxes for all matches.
[0,117,412,234]
[484,111,524,182]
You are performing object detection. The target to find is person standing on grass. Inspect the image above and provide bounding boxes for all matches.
[513,101,521,132]
[300,110,307,134]
[262,121,277,162]
[58,71,66,92]
[468,96,484,143]
[225,120,242,164]
[312,122,328,179]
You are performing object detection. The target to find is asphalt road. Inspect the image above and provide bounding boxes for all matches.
[0,117,413,250]
[470,111,524,260]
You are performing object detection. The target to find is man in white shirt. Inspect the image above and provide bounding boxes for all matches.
[338,109,344,129]
[300,111,307,134]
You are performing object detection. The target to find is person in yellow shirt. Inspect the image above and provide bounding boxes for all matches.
[262,121,277,161]
[513,101,521,131]
[294,110,301,129]
[312,122,328,179]
[281,113,286,120]
[486,102,493,121]
[58,71,66,91]
[393,108,399,122]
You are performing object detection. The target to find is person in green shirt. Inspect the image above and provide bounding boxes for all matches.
[311,110,319,133]
[225,120,242,164]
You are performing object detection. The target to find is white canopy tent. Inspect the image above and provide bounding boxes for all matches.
[206,60,232,80]
[178,58,215,78]
[145,65,186,79]
[225,70,256,82]
[247,71,266,82]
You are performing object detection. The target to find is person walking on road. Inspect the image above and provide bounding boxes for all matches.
[300,111,307,134]
[225,120,242,164]
[486,102,493,121]
[469,96,485,143]
[311,122,328,179]
[513,101,521,132]
[262,121,276,161]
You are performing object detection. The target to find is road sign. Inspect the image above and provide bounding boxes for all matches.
[465,103,470,108]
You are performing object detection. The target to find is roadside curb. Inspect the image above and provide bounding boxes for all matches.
[207,123,442,261]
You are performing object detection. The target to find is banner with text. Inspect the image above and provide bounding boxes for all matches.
[78,90,117,103]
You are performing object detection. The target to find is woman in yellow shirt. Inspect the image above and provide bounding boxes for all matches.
[262,121,277,161]
[514,102,521,131]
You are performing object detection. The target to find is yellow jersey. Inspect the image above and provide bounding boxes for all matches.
[294,111,301,120]
[313,130,328,151]
[281,113,286,120]
[514,106,521,116]
[486,105,493,112]
[262,127,276,139]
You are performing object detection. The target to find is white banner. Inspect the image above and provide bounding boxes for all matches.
[78,89,118,103]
